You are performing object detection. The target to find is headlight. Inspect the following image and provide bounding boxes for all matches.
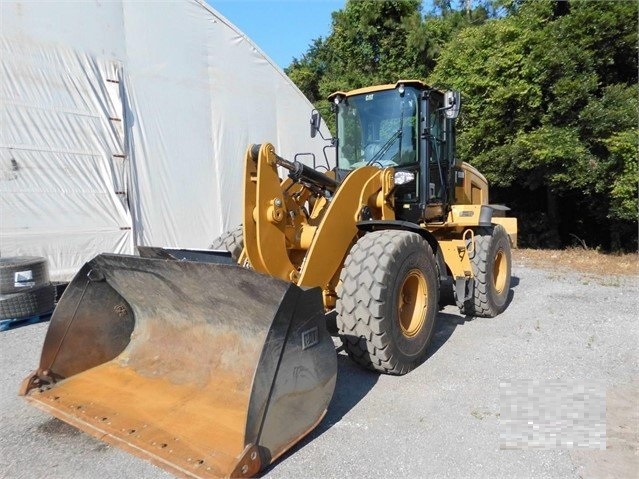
[393,171,415,185]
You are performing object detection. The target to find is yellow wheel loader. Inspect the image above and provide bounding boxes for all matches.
[21,80,516,478]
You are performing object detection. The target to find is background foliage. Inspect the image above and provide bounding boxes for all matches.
[286,0,638,251]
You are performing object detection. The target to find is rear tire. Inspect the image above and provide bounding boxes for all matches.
[210,225,244,261]
[336,230,439,375]
[461,225,512,318]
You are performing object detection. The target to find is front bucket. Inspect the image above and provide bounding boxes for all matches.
[20,254,336,478]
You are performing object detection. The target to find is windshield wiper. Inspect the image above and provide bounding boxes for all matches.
[366,128,402,166]
[366,97,406,167]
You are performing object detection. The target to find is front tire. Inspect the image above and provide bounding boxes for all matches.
[461,225,512,318]
[209,225,244,262]
[336,230,439,375]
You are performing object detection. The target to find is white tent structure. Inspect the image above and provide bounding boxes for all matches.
[0,0,332,280]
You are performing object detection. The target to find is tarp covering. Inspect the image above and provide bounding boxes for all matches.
[0,0,331,280]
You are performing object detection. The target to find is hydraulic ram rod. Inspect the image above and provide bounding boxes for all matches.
[250,143,338,192]
[275,154,338,191]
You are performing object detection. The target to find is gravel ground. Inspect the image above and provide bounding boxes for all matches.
[1,262,637,479]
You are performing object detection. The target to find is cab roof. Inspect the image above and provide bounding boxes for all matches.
[328,80,442,102]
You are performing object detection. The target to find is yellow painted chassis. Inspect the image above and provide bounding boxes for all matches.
[242,143,517,309]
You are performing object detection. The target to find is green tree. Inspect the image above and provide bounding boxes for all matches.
[317,0,422,94]
[430,0,638,250]
[287,0,486,131]
[287,0,638,250]
[287,0,424,131]
[287,38,328,104]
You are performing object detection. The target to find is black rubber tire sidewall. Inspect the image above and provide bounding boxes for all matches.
[336,230,439,375]
[0,256,50,295]
[485,226,511,313]
[0,283,56,320]
[464,225,512,317]
[382,240,438,360]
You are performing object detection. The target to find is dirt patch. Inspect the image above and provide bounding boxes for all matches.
[514,248,638,277]
[569,379,639,479]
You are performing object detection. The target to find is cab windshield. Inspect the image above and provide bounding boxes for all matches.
[336,87,418,170]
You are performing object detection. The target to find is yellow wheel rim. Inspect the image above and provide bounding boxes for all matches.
[493,250,507,294]
[398,269,427,338]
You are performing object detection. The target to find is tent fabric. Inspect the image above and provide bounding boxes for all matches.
[0,0,332,281]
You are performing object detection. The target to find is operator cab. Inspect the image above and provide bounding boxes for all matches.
[324,81,460,224]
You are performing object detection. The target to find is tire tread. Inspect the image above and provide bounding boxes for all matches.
[336,230,437,375]
[210,225,244,261]
[461,225,511,318]
[0,284,56,320]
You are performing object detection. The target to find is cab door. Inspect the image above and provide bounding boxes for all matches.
[423,91,448,221]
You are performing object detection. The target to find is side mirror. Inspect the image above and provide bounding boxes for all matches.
[444,91,461,119]
[310,110,322,138]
